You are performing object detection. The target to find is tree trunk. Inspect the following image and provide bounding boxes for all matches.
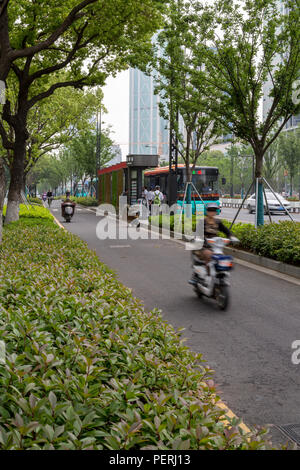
[0,158,6,243]
[5,129,27,224]
[255,151,264,227]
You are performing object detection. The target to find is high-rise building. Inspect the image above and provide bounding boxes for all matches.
[129,68,169,161]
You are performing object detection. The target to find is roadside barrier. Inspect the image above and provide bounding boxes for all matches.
[220,198,300,213]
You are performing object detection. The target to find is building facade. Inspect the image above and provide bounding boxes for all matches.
[129,68,169,162]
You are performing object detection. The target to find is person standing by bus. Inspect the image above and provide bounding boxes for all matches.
[142,187,148,206]
[147,187,155,213]
[153,186,164,206]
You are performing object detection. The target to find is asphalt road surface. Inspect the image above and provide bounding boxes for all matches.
[221,207,300,224]
[52,201,300,446]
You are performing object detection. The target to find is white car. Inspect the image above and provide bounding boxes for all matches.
[246,190,291,214]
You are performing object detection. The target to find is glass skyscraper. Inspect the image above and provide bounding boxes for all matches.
[129,68,169,161]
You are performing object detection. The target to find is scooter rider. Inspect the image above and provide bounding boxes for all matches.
[61,191,76,218]
[189,202,236,285]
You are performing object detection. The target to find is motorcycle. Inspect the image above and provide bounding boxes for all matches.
[190,236,239,310]
[62,201,75,223]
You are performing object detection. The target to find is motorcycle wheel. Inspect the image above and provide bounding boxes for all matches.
[215,285,229,311]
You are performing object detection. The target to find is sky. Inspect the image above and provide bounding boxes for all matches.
[102,70,130,160]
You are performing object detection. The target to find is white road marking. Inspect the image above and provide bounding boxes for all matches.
[109,245,131,249]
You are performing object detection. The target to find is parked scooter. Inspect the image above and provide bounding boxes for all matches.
[190,236,239,310]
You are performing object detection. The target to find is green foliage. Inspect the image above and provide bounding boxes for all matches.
[222,220,300,266]
[277,130,300,194]
[0,0,167,222]
[0,218,271,449]
[3,205,54,220]
[152,0,222,179]
[60,196,98,207]
[26,197,43,206]
[191,0,300,224]
[203,0,300,156]
[150,214,197,234]
[31,126,115,194]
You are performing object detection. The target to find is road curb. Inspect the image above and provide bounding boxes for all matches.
[51,211,66,231]
[224,246,300,280]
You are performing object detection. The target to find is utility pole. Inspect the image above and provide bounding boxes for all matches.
[167,10,179,208]
[96,107,102,200]
[230,151,234,197]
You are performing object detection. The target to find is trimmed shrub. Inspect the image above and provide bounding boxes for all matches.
[0,219,270,450]
[75,196,98,207]
[26,197,43,206]
[223,220,300,266]
[3,204,53,221]
[150,214,197,233]
[60,196,98,207]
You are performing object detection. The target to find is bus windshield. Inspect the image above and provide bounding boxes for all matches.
[188,168,219,194]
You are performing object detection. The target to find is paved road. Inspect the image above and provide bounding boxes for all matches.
[221,207,300,224]
[52,201,300,446]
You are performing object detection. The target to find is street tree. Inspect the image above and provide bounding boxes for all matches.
[263,140,282,189]
[4,82,104,190]
[0,0,166,223]
[28,127,115,195]
[226,144,255,198]
[63,127,115,195]
[152,0,222,205]
[277,129,300,196]
[199,0,300,225]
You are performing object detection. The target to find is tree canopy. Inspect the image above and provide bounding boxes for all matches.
[0,0,167,223]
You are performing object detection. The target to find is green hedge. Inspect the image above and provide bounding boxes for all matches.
[149,214,197,233]
[223,220,300,266]
[60,196,98,207]
[26,197,43,206]
[3,204,53,220]
[0,218,270,450]
[150,214,300,267]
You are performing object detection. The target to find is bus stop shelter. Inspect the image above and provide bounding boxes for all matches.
[98,154,159,206]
